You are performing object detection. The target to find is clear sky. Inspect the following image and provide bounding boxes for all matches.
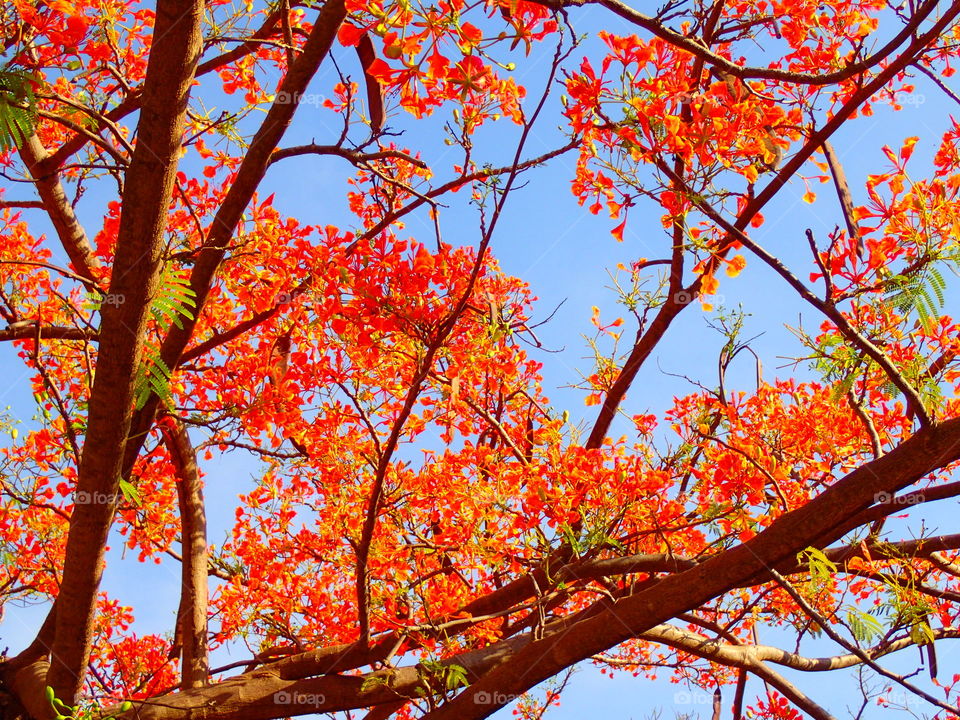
[1,3,959,719]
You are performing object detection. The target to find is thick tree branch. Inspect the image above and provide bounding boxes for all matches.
[159,416,209,689]
[416,417,960,719]
[638,624,836,720]
[105,635,531,720]
[45,0,205,702]
[148,0,346,400]
[116,0,348,551]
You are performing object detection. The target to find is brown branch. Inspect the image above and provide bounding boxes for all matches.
[416,416,960,720]
[18,134,100,284]
[355,33,385,132]
[660,166,932,427]
[582,3,725,450]
[262,530,960,684]
[846,390,881,458]
[159,416,209,689]
[4,659,54,720]
[637,623,836,720]
[44,0,206,703]
[177,274,314,365]
[0,259,102,290]
[0,199,44,208]
[35,109,129,166]
[534,0,940,87]
[0,322,97,342]
[269,144,428,169]
[362,701,408,720]
[768,568,959,715]
[118,0,349,533]
[100,634,532,720]
[94,585,960,720]
[196,6,289,77]
[156,0,347,377]
[825,480,960,541]
[913,61,960,107]
[641,622,960,704]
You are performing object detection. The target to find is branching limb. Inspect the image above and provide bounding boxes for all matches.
[635,623,836,720]
[768,568,959,715]
[269,144,428,169]
[531,0,942,87]
[660,165,933,427]
[159,416,210,689]
[18,134,100,284]
[44,0,206,702]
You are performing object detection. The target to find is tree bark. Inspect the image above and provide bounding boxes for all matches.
[19,134,100,284]
[160,417,210,689]
[45,0,204,702]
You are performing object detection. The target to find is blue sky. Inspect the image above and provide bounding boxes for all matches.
[2,3,960,718]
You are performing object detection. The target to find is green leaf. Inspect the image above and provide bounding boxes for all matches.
[118,477,140,505]
[798,546,837,583]
[846,608,883,643]
[444,663,468,689]
[0,66,37,151]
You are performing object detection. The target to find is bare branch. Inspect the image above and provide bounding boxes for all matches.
[0,322,97,343]
[533,0,941,87]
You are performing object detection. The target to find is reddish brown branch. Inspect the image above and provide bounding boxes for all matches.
[19,134,100,284]
[45,0,206,702]
[159,416,210,689]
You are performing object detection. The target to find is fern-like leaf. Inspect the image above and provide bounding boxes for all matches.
[134,344,174,410]
[150,267,196,329]
[133,267,196,409]
[0,67,37,151]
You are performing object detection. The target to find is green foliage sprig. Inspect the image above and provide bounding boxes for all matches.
[0,66,37,151]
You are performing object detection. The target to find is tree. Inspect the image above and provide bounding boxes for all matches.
[1,0,960,717]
